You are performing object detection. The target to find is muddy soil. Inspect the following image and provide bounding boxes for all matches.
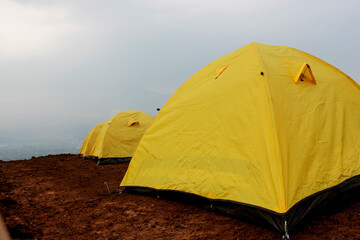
[0,154,359,239]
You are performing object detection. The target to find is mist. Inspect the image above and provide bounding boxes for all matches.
[1,0,359,160]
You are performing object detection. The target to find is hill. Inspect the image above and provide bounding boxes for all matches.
[0,154,359,239]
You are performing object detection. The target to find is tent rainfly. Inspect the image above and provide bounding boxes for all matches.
[120,42,360,238]
[79,122,106,158]
[90,110,153,165]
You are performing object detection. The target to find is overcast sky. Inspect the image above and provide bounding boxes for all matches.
[0,0,359,159]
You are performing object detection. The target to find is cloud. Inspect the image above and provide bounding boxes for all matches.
[0,0,359,159]
[0,0,80,59]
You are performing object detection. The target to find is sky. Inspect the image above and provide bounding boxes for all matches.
[0,0,359,160]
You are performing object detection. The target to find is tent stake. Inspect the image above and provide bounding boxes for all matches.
[282,220,290,240]
[104,182,110,194]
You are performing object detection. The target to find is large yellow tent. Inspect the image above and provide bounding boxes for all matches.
[90,110,153,165]
[79,122,105,158]
[120,42,360,236]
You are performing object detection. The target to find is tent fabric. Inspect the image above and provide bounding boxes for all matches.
[90,110,153,161]
[120,42,360,235]
[79,122,106,158]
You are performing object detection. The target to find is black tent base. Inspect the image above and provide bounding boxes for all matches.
[97,157,132,165]
[125,187,284,234]
[80,156,98,160]
[124,174,360,237]
[79,155,132,165]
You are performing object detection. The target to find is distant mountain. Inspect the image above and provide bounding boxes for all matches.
[0,142,81,161]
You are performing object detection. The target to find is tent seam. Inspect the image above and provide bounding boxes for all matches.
[250,42,287,213]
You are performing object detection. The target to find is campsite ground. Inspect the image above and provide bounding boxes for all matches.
[0,154,359,240]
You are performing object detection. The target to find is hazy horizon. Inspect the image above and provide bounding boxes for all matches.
[1,0,359,160]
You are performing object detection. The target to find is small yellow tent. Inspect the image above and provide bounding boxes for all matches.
[79,122,106,158]
[120,42,360,236]
[90,110,153,165]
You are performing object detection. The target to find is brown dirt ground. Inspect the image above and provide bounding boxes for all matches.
[0,154,359,240]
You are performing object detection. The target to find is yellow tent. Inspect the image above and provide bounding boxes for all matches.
[90,110,153,165]
[120,42,360,236]
[79,122,105,158]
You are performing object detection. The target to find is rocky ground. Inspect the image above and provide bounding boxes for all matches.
[0,154,359,239]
